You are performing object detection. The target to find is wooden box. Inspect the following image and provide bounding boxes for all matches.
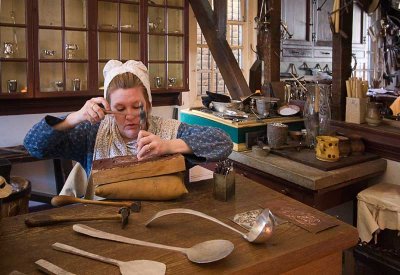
[345,97,368,124]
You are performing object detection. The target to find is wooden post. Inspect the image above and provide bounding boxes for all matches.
[263,0,281,83]
[189,0,251,99]
[214,0,227,39]
[332,0,353,120]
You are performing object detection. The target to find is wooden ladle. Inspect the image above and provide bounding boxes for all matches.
[52,242,166,275]
[73,224,234,264]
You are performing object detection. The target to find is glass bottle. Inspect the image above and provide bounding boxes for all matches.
[318,84,332,135]
[303,87,319,147]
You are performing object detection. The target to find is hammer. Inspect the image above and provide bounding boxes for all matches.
[51,195,141,212]
[25,207,130,228]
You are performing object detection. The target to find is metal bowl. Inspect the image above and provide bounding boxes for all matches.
[211,100,242,112]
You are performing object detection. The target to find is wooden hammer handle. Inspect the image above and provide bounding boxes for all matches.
[51,195,133,208]
[25,214,120,227]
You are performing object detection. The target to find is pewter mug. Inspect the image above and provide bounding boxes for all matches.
[154,76,162,88]
[7,80,17,93]
[267,123,288,149]
[72,78,81,91]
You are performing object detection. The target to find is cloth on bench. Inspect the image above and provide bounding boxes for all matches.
[357,183,400,243]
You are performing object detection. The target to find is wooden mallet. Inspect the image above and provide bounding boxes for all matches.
[51,195,141,212]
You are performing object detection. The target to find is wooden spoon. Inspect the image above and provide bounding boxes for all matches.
[73,224,234,264]
[52,242,166,275]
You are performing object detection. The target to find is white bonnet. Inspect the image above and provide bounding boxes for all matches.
[103,60,152,103]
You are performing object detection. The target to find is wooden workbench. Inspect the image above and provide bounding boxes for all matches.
[0,175,358,274]
[229,151,387,212]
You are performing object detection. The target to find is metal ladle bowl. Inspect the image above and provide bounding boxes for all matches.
[145,208,277,244]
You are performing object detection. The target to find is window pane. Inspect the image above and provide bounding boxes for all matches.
[197,72,211,95]
[227,0,241,21]
[215,72,226,93]
[229,24,242,46]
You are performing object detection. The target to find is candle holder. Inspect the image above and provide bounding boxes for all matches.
[65,43,79,59]
[3,42,14,58]
[168,77,176,87]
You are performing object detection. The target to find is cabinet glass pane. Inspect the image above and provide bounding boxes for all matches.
[121,33,140,60]
[65,31,87,59]
[168,0,184,7]
[148,35,165,61]
[1,27,26,58]
[65,0,87,28]
[66,63,87,91]
[39,29,62,59]
[316,0,333,43]
[0,0,25,24]
[39,62,63,92]
[1,62,27,94]
[98,62,106,89]
[149,63,165,89]
[98,32,118,60]
[168,63,183,88]
[149,0,165,5]
[120,4,139,32]
[148,7,165,33]
[168,36,183,61]
[167,9,183,34]
[98,1,117,30]
[39,0,61,26]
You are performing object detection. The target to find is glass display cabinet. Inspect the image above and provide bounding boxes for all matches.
[0,0,188,115]
[148,0,186,91]
[0,0,30,97]
[38,0,89,95]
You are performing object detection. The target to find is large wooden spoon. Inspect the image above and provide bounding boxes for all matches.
[52,242,166,275]
[73,224,234,264]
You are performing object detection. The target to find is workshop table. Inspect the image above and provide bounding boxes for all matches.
[229,150,387,214]
[0,175,358,274]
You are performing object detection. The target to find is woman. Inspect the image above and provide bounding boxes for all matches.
[24,60,233,183]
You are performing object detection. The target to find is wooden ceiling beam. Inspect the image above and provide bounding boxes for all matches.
[189,0,251,99]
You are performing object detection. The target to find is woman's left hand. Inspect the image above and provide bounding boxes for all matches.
[136,130,167,160]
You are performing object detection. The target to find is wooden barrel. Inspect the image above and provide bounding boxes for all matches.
[0,176,31,218]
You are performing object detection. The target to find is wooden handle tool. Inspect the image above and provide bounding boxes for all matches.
[35,259,76,275]
[25,207,130,228]
[51,195,141,212]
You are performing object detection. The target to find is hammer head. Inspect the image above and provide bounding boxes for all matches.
[119,207,130,228]
[129,201,141,212]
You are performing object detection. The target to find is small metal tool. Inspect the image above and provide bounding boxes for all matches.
[139,102,146,130]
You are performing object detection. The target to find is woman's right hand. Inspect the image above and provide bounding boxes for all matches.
[75,97,111,125]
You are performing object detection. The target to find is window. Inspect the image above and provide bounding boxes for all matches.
[196,0,246,96]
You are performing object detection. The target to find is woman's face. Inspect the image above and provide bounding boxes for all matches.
[109,87,148,140]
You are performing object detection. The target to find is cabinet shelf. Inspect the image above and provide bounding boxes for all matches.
[0,58,27,62]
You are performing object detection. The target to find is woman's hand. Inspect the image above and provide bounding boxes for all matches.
[75,97,111,125]
[52,97,111,131]
[136,130,167,160]
[136,130,193,161]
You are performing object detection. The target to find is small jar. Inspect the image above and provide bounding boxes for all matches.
[365,102,382,126]
[337,136,351,157]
